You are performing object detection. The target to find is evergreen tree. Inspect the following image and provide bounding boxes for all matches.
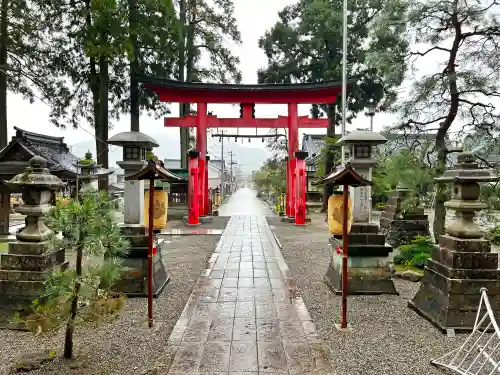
[395,0,500,240]
[258,0,408,210]
[0,0,58,149]
[177,0,242,168]
[18,191,129,359]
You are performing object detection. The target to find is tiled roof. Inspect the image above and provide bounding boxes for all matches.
[0,127,113,179]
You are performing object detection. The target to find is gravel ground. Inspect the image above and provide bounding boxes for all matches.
[267,213,471,375]
[0,234,221,375]
[166,216,230,230]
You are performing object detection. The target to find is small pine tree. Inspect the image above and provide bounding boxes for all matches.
[17,191,129,359]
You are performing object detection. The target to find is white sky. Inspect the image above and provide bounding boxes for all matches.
[6,0,400,153]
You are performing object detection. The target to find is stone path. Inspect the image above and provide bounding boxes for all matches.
[219,188,274,217]
[166,215,335,375]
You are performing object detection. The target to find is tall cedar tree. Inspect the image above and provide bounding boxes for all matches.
[0,0,58,149]
[258,0,408,211]
[396,0,500,240]
[177,0,242,168]
[126,0,179,133]
[42,0,178,190]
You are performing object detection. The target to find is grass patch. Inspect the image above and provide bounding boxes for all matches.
[394,264,424,276]
[0,242,9,252]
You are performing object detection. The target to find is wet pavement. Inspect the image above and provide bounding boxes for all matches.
[166,215,335,375]
[219,188,275,217]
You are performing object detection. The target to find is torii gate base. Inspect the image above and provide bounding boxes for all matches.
[141,76,349,226]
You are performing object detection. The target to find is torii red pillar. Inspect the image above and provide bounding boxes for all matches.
[187,151,200,225]
[284,156,290,216]
[295,151,308,225]
[196,103,208,217]
[287,103,299,218]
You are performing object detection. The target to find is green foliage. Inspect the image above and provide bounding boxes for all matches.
[258,0,408,124]
[481,183,500,211]
[315,136,341,178]
[486,227,500,246]
[394,236,433,269]
[17,191,129,335]
[373,149,435,210]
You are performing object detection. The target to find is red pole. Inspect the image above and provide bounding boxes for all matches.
[285,157,290,216]
[196,103,208,216]
[288,103,298,218]
[294,151,307,225]
[341,184,349,329]
[289,159,296,217]
[205,155,210,216]
[188,151,200,225]
[147,178,155,328]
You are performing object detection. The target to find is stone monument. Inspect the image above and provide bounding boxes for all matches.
[380,183,430,247]
[325,130,397,295]
[107,131,169,297]
[0,156,65,328]
[409,152,500,331]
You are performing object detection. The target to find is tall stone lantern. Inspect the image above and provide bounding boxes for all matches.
[0,156,65,328]
[108,131,159,226]
[324,130,397,295]
[107,131,169,297]
[409,152,500,331]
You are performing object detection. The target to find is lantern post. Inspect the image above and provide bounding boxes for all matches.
[316,163,372,330]
[125,159,186,327]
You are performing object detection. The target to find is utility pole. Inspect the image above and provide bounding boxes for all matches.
[220,130,224,197]
[228,151,235,194]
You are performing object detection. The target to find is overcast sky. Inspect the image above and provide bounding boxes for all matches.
[6,0,398,152]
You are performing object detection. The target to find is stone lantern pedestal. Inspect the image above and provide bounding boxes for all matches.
[108,131,169,297]
[325,130,397,295]
[380,184,430,247]
[409,153,500,331]
[0,156,65,328]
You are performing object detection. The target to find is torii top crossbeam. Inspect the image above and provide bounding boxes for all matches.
[139,74,357,129]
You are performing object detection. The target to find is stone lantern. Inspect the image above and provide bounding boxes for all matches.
[326,130,397,295]
[108,131,159,226]
[107,131,163,297]
[0,156,65,327]
[409,152,500,331]
[77,151,100,194]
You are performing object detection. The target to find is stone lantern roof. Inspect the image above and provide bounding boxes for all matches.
[108,131,159,148]
[6,156,64,191]
[337,130,387,145]
[435,152,498,183]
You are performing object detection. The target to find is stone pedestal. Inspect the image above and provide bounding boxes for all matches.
[380,187,430,247]
[325,130,397,295]
[111,226,170,297]
[409,235,500,330]
[108,131,169,297]
[325,223,398,295]
[0,156,66,329]
[409,152,500,331]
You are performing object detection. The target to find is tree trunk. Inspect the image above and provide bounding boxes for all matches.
[432,0,461,241]
[64,244,83,359]
[178,0,189,168]
[433,139,447,242]
[321,104,336,212]
[129,0,139,132]
[97,52,109,192]
[0,0,8,149]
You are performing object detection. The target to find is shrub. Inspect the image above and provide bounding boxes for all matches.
[394,236,433,269]
[486,227,500,245]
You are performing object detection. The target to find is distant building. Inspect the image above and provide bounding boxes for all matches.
[163,158,223,189]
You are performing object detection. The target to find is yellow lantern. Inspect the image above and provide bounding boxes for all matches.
[144,188,168,231]
[328,191,353,236]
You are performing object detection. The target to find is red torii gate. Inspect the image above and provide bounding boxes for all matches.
[140,75,352,225]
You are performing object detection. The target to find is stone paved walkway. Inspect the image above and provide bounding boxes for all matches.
[166,215,335,375]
